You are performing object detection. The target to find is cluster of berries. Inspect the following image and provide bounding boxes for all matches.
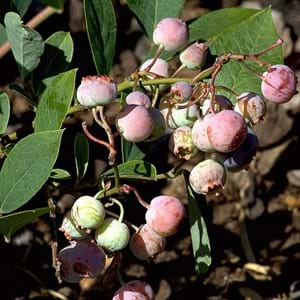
[58,194,185,297]
[58,195,129,283]
[64,16,298,298]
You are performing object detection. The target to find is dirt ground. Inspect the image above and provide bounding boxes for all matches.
[1,0,300,299]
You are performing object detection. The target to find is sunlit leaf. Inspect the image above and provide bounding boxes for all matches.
[0,130,64,213]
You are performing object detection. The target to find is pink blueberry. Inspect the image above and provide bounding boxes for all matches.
[261,64,298,103]
[113,280,154,300]
[140,58,169,78]
[206,110,247,153]
[77,75,117,107]
[189,159,226,194]
[191,116,215,152]
[234,92,266,125]
[116,104,154,142]
[126,91,151,108]
[179,42,208,70]
[130,224,166,261]
[145,195,186,237]
[170,81,193,103]
[153,18,189,51]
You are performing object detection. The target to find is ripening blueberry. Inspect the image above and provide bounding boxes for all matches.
[216,127,259,172]
[116,104,154,142]
[140,58,170,91]
[71,196,105,232]
[206,110,247,153]
[191,116,215,153]
[59,211,89,241]
[145,195,186,237]
[77,75,117,107]
[95,217,130,253]
[58,240,106,283]
[145,107,166,142]
[130,224,166,261]
[179,42,208,70]
[161,104,198,129]
[201,95,233,116]
[189,159,226,194]
[125,91,151,109]
[169,126,198,160]
[140,58,169,78]
[234,92,266,125]
[170,82,193,103]
[261,64,298,103]
[113,280,154,300]
[153,18,189,52]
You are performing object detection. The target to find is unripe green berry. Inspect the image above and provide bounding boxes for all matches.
[161,104,198,129]
[95,217,130,253]
[71,196,105,231]
[59,211,89,241]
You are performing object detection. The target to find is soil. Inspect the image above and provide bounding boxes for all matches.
[1,1,300,299]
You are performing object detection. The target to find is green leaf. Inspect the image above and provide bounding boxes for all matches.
[9,83,37,106]
[84,0,116,74]
[34,69,77,132]
[127,0,185,38]
[189,7,258,42]
[74,133,89,183]
[50,168,71,180]
[183,170,211,274]
[0,23,7,45]
[121,138,146,162]
[0,130,64,214]
[4,12,44,79]
[0,92,10,136]
[190,8,283,100]
[12,0,32,17]
[0,207,50,243]
[101,160,157,181]
[33,31,74,95]
[39,0,64,10]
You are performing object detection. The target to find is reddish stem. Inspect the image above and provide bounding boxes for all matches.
[82,122,116,157]
[119,184,150,209]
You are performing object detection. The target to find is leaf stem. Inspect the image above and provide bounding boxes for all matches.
[109,198,125,222]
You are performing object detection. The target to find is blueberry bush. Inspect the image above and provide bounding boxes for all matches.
[0,0,298,299]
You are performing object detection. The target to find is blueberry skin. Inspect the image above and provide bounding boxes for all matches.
[216,128,259,172]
